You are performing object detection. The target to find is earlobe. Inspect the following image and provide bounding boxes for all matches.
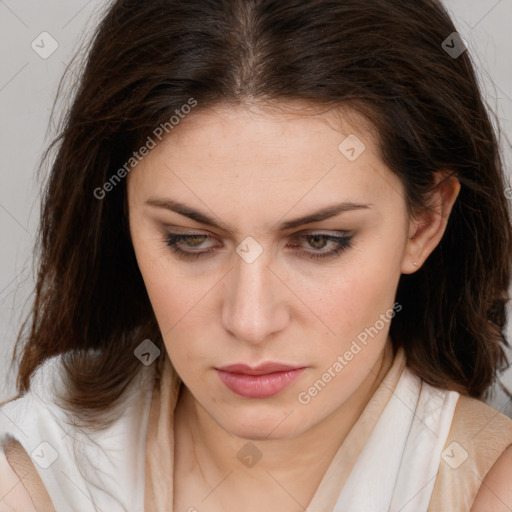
[401,172,461,274]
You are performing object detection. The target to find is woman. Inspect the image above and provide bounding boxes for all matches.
[1,0,512,510]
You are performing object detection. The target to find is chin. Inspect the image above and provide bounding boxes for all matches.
[227,424,297,441]
[217,407,307,441]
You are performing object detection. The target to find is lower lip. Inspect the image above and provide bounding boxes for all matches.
[216,368,306,398]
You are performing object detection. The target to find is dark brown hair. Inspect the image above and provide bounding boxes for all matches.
[7,0,512,427]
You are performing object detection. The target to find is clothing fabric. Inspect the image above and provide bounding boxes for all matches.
[2,347,512,511]
[143,346,457,512]
[1,355,155,511]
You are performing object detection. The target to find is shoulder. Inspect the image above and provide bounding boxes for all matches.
[449,395,512,506]
[0,349,155,423]
[456,392,512,512]
[0,370,56,512]
[451,394,512,453]
[0,352,156,511]
[451,394,512,480]
[0,448,37,512]
[1,352,69,410]
[0,354,68,440]
[429,393,512,510]
[470,443,512,511]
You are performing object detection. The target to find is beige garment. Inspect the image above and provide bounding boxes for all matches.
[428,392,512,512]
[4,347,512,511]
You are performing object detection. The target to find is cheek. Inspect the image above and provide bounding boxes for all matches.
[298,247,402,343]
[130,227,196,334]
[140,267,211,379]
[142,269,205,338]
[131,243,220,376]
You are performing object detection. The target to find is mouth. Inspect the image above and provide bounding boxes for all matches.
[215,363,307,398]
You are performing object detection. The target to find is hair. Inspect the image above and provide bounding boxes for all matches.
[7,0,512,429]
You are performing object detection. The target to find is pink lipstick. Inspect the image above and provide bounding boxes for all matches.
[215,363,306,398]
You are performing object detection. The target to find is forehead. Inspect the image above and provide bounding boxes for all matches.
[127,102,405,220]
[161,101,378,158]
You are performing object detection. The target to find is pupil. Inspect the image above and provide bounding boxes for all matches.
[309,235,326,249]
[187,236,205,247]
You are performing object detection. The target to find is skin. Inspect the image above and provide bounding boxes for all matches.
[0,101,509,511]
[124,100,487,511]
[471,445,512,511]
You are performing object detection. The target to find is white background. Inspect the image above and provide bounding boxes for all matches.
[1,0,511,414]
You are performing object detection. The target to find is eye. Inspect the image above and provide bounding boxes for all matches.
[163,231,353,261]
[288,233,353,260]
[164,233,217,260]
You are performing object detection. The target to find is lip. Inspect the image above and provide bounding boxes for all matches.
[217,362,303,375]
[215,363,306,398]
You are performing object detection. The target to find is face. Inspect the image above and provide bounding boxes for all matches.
[126,102,413,440]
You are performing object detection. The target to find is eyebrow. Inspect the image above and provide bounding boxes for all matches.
[146,198,372,233]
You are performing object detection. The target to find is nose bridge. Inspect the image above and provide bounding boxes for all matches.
[222,244,286,344]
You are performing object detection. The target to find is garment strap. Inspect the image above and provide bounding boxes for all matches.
[144,348,181,512]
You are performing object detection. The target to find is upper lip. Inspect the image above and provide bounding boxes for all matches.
[216,363,305,375]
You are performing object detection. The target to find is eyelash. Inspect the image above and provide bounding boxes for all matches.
[163,232,353,261]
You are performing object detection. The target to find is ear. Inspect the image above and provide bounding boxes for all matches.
[401,171,461,274]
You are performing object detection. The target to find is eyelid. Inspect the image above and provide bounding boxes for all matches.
[163,229,354,263]
[161,229,354,246]
[291,229,352,238]
[162,227,352,239]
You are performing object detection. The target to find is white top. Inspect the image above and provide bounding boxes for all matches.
[335,365,459,511]
[0,353,156,511]
[0,352,460,511]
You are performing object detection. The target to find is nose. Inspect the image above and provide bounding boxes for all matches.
[221,246,289,345]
